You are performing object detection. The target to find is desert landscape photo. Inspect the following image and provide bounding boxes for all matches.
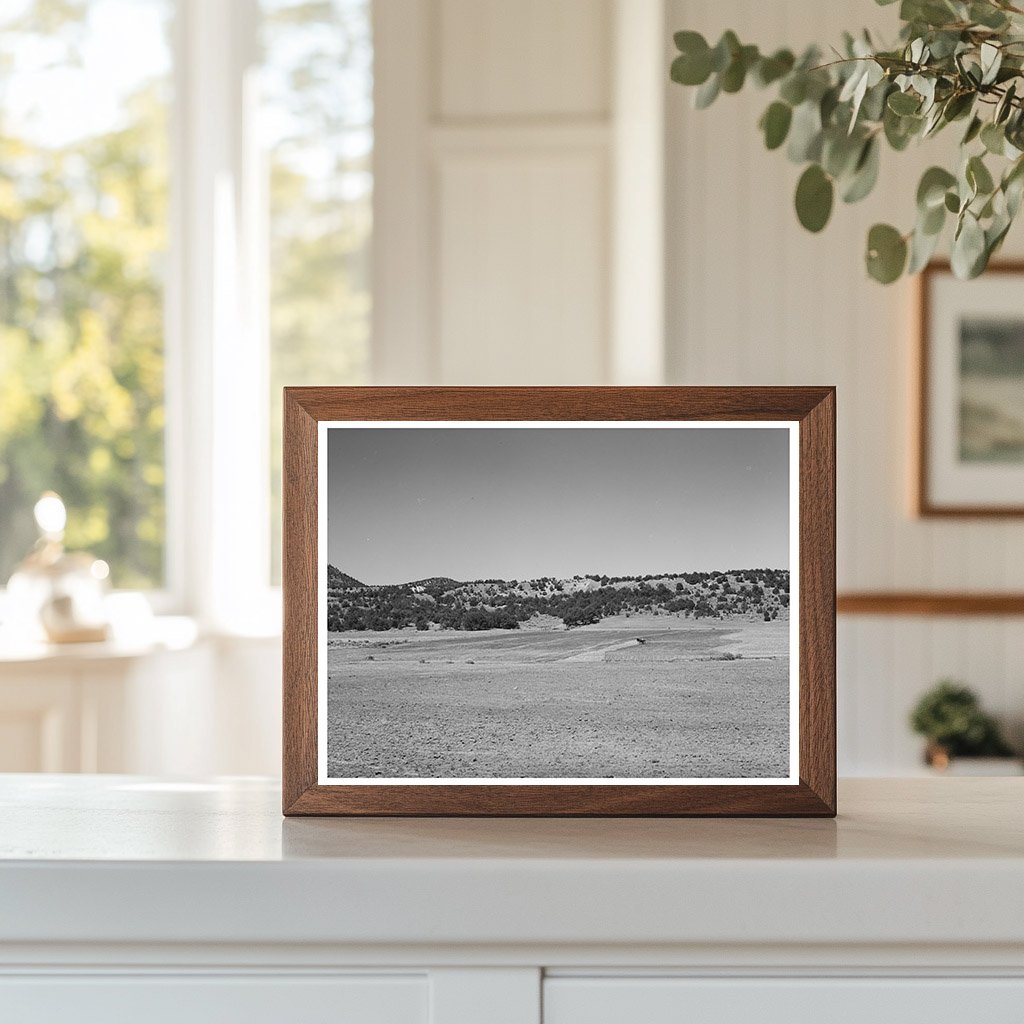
[323,424,794,781]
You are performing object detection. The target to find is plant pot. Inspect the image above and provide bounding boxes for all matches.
[924,744,1023,776]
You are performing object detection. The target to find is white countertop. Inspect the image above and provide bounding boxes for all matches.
[2,775,1023,952]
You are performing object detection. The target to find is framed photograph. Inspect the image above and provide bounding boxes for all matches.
[918,261,1024,516]
[283,387,835,816]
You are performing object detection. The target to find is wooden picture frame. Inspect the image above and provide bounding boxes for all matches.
[283,387,836,817]
[917,260,1024,517]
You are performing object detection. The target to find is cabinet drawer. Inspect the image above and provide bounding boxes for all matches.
[0,974,428,1024]
[544,977,1024,1024]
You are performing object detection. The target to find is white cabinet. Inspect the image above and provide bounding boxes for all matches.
[2,777,1023,1023]
[0,975,428,1024]
[544,978,1024,1024]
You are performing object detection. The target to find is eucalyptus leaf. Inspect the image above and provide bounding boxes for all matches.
[779,73,807,106]
[927,30,963,60]
[820,86,841,126]
[980,42,1003,86]
[884,106,922,150]
[942,92,974,122]
[760,102,793,150]
[840,59,885,130]
[921,200,946,235]
[842,137,880,203]
[970,2,1009,29]
[922,108,942,137]
[866,223,908,283]
[908,222,943,273]
[962,115,983,145]
[1004,158,1024,216]
[710,31,740,73]
[981,121,1006,155]
[958,159,978,207]
[754,49,795,87]
[787,101,823,162]
[674,29,706,52]
[694,73,721,109]
[1006,173,1024,218]
[795,164,834,232]
[913,75,937,111]
[888,90,921,115]
[721,44,759,93]
[822,129,864,178]
[951,211,987,278]
[917,166,957,210]
[903,0,959,28]
[671,52,711,87]
[996,82,1017,124]
[861,80,892,122]
[967,154,995,195]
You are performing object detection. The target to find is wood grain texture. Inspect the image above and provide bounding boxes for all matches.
[282,391,319,812]
[798,389,837,811]
[916,260,1024,518]
[282,387,836,817]
[837,592,1024,616]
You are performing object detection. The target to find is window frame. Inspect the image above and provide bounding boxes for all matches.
[1,0,369,634]
[163,0,280,633]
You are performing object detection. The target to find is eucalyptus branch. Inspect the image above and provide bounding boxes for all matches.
[670,0,1024,283]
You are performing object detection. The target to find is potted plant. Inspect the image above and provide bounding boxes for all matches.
[670,0,1024,283]
[909,680,1020,772]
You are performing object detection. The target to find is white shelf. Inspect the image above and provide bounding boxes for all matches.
[3,775,1023,1020]
[1,776,1023,952]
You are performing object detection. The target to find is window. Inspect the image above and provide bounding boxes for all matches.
[0,0,172,589]
[0,0,373,616]
[262,0,373,581]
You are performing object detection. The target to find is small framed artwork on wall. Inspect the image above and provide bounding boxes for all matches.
[282,387,836,817]
[918,261,1024,516]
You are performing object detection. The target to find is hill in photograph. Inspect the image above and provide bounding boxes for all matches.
[326,566,790,633]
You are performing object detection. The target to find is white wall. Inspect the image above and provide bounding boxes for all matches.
[373,0,665,387]
[665,0,1024,771]
[158,0,1024,779]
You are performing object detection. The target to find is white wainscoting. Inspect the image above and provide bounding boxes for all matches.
[664,0,1024,774]
[373,0,665,387]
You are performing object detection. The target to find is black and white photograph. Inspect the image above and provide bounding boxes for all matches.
[319,423,797,783]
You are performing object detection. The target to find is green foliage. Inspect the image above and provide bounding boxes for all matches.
[0,1,372,587]
[867,223,909,281]
[909,680,1015,756]
[759,101,793,150]
[670,0,1024,282]
[325,567,791,632]
[795,164,834,231]
[0,2,168,586]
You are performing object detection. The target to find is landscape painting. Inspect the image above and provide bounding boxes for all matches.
[320,423,796,783]
[959,316,1024,463]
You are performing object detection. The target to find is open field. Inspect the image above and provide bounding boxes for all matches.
[326,617,790,779]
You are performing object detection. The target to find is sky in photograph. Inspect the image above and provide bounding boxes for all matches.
[327,426,791,585]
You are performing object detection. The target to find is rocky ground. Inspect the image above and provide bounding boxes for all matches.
[326,619,791,780]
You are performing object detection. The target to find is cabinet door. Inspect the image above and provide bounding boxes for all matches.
[0,974,428,1024]
[544,977,1024,1024]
